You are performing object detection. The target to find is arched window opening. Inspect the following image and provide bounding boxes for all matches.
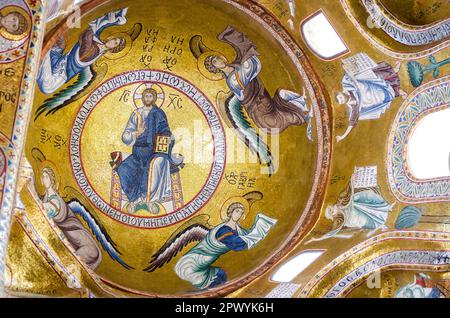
[271,250,324,283]
[408,108,450,180]
[301,11,349,60]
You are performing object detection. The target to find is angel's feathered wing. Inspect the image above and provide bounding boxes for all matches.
[63,186,133,270]
[217,92,274,175]
[34,23,142,120]
[217,25,259,66]
[35,63,108,120]
[143,214,212,272]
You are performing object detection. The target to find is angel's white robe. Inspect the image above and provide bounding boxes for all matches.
[316,189,393,242]
[341,68,397,124]
[395,282,443,298]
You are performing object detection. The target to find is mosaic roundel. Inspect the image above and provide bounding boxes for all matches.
[25,0,331,296]
[70,70,226,228]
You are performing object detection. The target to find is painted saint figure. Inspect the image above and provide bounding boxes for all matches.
[335,53,407,142]
[211,26,312,135]
[37,8,128,95]
[34,8,142,119]
[0,5,30,54]
[175,207,276,289]
[395,273,449,298]
[190,26,312,174]
[143,192,277,290]
[307,174,394,243]
[111,88,181,214]
[0,9,28,38]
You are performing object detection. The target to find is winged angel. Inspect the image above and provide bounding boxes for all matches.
[32,148,133,270]
[35,7,142,119]
[143,191,277,290]
[190,25,313,174]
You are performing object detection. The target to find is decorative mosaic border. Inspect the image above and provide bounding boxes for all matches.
[340,0,450,60]
[0,42,29,63]
[37,0,332,298]
[325,249,450,298]
[362,0,450,46]
[0,0,45,298]
[299,230,450,297]
[265,282,301,298]
[339,261,450,298]
[386,76,450,203]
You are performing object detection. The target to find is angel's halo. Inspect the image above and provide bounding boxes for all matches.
[0,6,31,41]
[197,51,229,81]
[30,148,61,195]
[103,32,133,60]
[220,195,250,222]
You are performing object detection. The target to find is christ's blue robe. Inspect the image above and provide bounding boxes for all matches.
[117,106,172,202]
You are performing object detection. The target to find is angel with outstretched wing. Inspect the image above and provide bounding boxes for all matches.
[190,25,313,175]
[143,191,277,290]
[35,7,142,119]
[34,148,133,270]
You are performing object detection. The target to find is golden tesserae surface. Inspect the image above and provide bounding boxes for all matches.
[1,0,448,299]
[21,0,329,296]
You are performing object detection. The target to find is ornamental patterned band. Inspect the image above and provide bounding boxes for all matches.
[0,0,44,297]
[387,76,450,203]
[325,250,450,298]
[363,0,450,46]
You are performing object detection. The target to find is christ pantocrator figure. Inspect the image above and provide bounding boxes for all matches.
[111,88,183,214]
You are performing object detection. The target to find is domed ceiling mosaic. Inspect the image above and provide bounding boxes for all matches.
[0,0,448,298]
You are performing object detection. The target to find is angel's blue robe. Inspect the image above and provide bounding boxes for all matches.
[175,213,277,290]
[117,106,173,203]
[209,225,248,288]
[37,8,128,94]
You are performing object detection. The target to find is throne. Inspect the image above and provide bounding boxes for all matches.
[109,136,185,215]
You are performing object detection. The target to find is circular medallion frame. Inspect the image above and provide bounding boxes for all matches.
[69,70,226,229]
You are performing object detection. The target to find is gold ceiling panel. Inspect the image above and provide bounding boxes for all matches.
[0,0,448,298]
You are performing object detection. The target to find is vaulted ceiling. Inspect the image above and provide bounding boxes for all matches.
[1,0,448,298]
